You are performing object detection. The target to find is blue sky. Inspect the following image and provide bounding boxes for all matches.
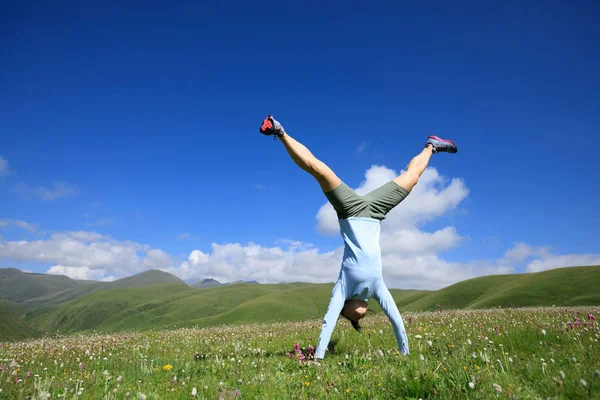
[1,1,599,288]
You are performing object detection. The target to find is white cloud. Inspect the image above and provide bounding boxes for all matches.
[0,219,37,232]
[0,157,8,176]
[0,231,173,280]
[354,141,370,154]
[500,242,551,263]
[47,265,106,281]
[12,181,79,201]
[525,252,600,273]
[169,242,343,285]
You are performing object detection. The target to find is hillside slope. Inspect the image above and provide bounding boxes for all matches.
[0,268,80,302]
[402,265,600,311]
[0,300,40,341]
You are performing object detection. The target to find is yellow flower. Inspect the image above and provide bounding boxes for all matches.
[304,381,310,386]
[163,364,173,371]
[346,389,350,393]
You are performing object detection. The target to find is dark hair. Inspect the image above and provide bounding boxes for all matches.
[351,319,362,332]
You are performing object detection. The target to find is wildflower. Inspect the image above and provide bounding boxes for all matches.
[419,355,424,361]
[559,371,566,380]
[304,381,310,386]
[191,387,197,396]
[595,370,600,378]
[139,394,146,400]
[541,329,546,336]
[468,382,475,389]
[116,376,122,383]
[580,379,587,387]
[163,364,173,371]
[493,383,502,393]
[427,341,433,347]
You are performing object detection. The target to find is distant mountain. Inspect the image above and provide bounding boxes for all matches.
[0,268,80,303]
[0,268,188,311]
[191,278,259,289]
[107,269,187,288]
[227,280,259,285]
[191,278,223,289]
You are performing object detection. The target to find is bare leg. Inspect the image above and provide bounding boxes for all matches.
[279,132,342,192]
[393,145,434,192]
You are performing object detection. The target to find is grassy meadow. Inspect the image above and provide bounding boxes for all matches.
[1,306,599,399]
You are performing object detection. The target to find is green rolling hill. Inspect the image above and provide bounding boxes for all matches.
[0,268,81,303]
[191,278,223,289]
[1,265,599,342]
[0,299,40,341]
[401,265,600,311]
[2,269,188,311]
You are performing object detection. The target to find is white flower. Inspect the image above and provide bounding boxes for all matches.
[580,379,587,387]
[468,382,475,389]
[191,387,197,396]
[139,394,146,400]
[415,335,422,339]
[427,341,433,347]
[419,355,425,361]
[493,383,502,393]
[508,357,513,363]
[559,371,566,379]
[541,329,546,335]
[116,376,122,383]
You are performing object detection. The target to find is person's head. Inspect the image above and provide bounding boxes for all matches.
[341,299,368,331]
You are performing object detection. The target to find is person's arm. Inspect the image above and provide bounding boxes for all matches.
[374,280,409,355]
[314,281,346,359]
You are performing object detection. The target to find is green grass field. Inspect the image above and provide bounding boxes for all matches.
[1,306,598,399]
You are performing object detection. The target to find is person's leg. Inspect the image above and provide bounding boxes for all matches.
[393,145,434,193]
[260,115,341,192]
[394,135,457,192]
[365,135,457,218]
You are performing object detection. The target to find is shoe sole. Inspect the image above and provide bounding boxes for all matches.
[260,116,273,133]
